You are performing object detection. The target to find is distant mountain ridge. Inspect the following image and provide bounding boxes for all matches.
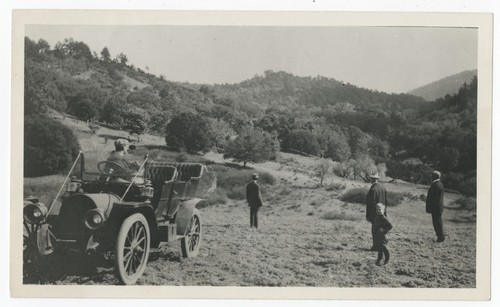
[207,70,426,112]
[408,70,477,102]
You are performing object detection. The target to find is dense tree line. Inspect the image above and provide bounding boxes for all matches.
[24,115,80,177]
[24,36,477,196]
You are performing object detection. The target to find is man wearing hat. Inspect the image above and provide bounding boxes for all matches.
[107,139,139,172]
[426,171,445,242]
[246,173,263,228]
[365,170,388,251]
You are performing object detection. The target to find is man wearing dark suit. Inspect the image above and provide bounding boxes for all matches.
[365,171,388,251]
[426,171,445,242]
[246,173,263,228]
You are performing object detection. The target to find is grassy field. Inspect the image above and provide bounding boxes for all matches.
[23,176,475,287]
[23,116,476,287]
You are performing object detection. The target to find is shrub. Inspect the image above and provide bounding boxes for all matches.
[226,184,271,201]
[223,127,279,167]
[454,196,476,211]
[279,186,292,196]
[339,187,403,207]
[339,187,368,204]
[320,210,360,221]
[309,201,319,207]
[350,156,378,182]
[401,192,419,201]
[323,131,351,162]
[67,97,98,121]
[386,191,404,207]
[442,171,476,196]
[257,172,277,185]
[208,164,275,200]
[165,112,214,153]
[332,161,353,178]
[386,160,433,184]
[325,182,346,192]
[213,165,276,189]
[198,190,228,208]
[459,175,476,196]
[282,129,320,156]
[24,115,80,177]
[314,158,333,187]
[227,187,247,200]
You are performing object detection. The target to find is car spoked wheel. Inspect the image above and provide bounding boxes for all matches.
[114,213,150,285]
[23,221,39,264]
[181,209,202,258]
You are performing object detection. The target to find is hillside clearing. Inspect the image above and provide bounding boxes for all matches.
[24,182,475,287]
[23,115,475,288]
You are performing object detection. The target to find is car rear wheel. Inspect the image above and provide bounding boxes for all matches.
[181,209,201,258]
[114,213,150,285]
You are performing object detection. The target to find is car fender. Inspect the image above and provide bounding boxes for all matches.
[110,202,160,247]
[175,198,205,236]
[59,193,120,219]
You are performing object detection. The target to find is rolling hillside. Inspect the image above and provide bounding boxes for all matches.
[408,70,477,101]
[23,114,476,288]
[24,36,477,196]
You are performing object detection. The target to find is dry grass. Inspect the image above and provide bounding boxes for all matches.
[23,118,476,288]
[321,209,360,221]
[24,186,476,287]
[24,175,65,204]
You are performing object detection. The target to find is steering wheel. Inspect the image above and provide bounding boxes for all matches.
[97,161,129,175]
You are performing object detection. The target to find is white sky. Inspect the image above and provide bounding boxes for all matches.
[25,25,477,94]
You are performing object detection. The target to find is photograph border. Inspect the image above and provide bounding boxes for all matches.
[10,9,493,300]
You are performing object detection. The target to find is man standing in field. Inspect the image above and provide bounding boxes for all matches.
[426,171,445,242]
[366,171,388,251]
[246,173,263,228]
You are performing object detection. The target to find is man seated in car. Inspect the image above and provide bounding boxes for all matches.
[106,139,140,176]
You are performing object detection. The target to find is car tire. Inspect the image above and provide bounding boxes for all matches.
[114,213,150,285]
[181,209,202,258]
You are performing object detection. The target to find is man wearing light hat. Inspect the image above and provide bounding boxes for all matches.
[365,170,387,251]
[246,173,263,228]
[107,138,139,172]
[426,170,445,242]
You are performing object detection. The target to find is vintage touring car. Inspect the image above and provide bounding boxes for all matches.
[23,151,209,285]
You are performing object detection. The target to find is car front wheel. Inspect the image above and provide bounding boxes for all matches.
[114,213,150,285]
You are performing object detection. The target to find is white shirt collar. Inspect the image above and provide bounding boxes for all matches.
[433,179,440,183]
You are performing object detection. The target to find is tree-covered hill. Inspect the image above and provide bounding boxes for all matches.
[210,70,426,112]
[24,36,477,195]
[408,69,477,101]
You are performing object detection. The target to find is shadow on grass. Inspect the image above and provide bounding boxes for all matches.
[97,133,128,141]
[140,144,169,150]
[23,251,115,285]
[149,249,181,262]
[222,162,249,170]
[293,185,321,190]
